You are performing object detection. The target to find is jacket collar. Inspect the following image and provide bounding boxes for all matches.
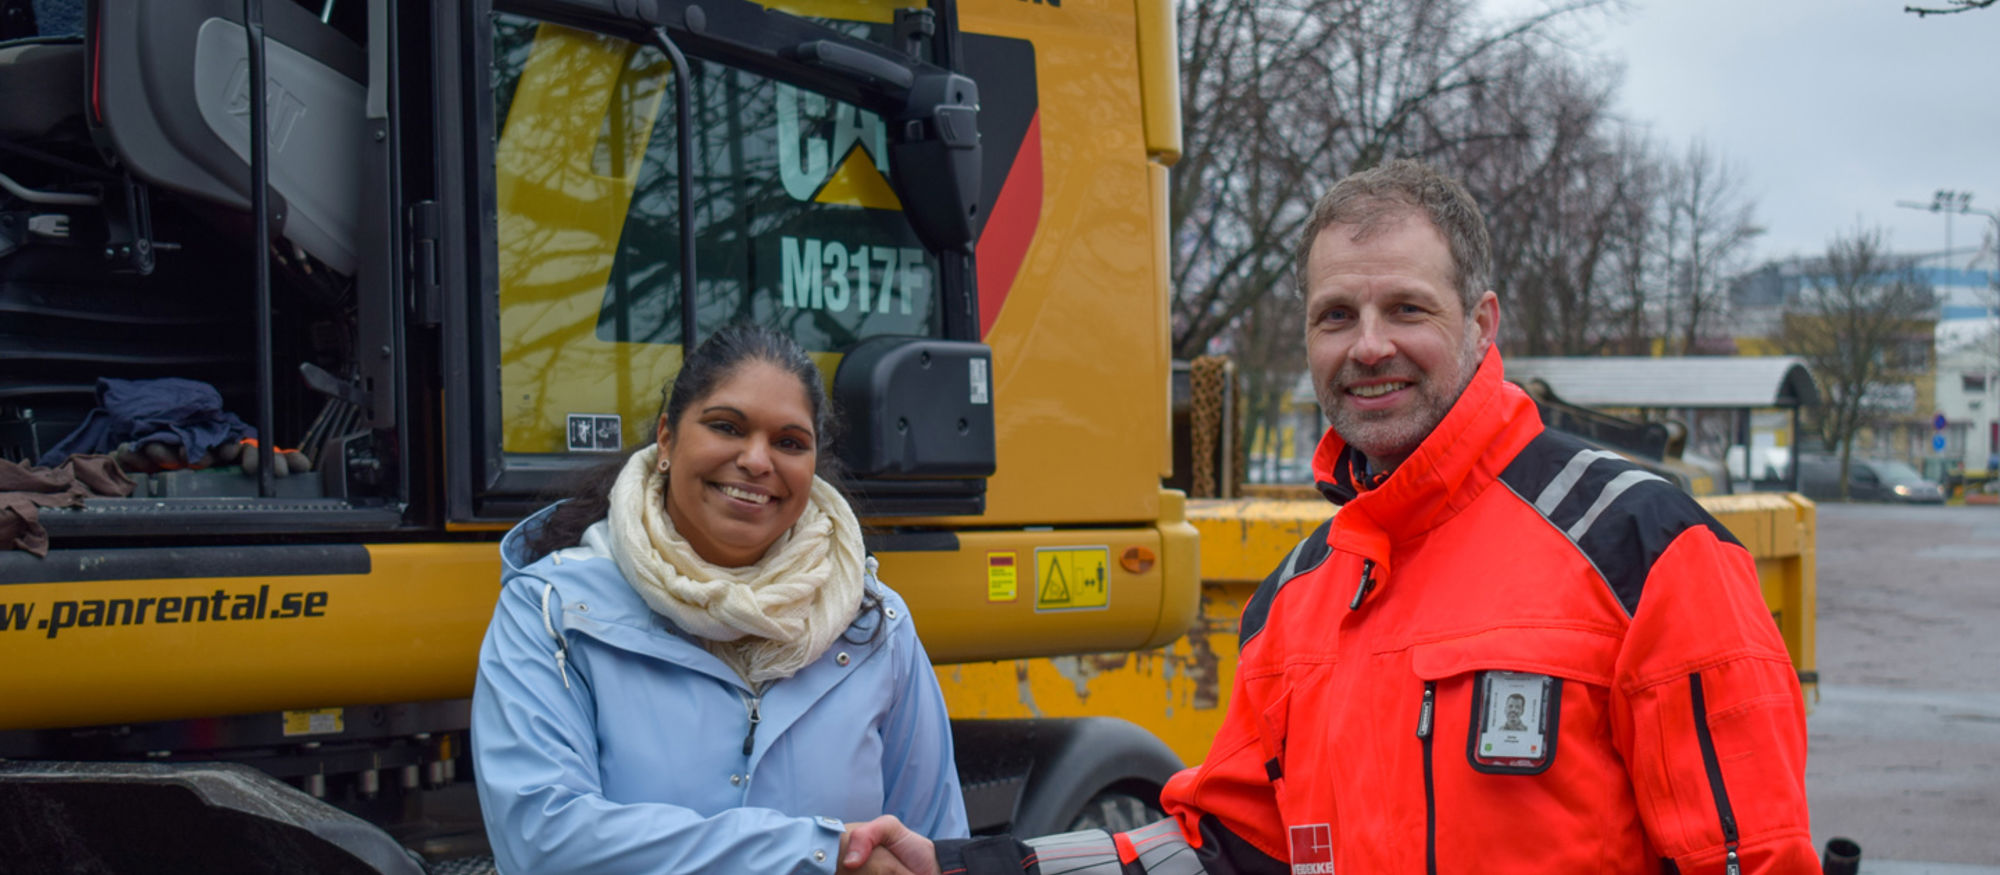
[501,509,897,691]
[1310,345,1542,563]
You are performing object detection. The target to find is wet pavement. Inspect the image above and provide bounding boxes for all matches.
[1808,501,2000,869]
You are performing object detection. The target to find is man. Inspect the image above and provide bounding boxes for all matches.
[845,159,1815,874]
[1499,693,1529,732]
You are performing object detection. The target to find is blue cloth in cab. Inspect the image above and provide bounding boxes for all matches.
[37,378,256,467]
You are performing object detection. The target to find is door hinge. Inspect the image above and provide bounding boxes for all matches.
[406,199,441,327]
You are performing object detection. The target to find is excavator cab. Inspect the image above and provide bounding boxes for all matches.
[1,0,996,530]
[0,0,379,511]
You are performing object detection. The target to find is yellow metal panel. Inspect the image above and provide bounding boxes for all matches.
[1152,489,1202,647]
[1186,498,1335,584]
[0,544,500,731]
[937,580,1255,766]
[1151,162,1175,479]
[1132,0,1182,163]
[943,0,1168,529]
[885,512,1194,664]
[1697,492,1803,558]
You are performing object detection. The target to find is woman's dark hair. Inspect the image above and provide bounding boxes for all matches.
[526,323,841,558]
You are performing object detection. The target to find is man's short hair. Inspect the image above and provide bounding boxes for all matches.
[1293,158,1493,312]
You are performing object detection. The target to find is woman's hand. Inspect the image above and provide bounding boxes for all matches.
[839,816,938,875]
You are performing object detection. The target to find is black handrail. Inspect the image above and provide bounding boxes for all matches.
[649,27,699,353]
[243,0,275,498]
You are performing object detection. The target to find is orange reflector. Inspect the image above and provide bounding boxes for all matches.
[1119,546,1156,575]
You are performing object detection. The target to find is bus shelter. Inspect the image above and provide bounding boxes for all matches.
[1505,356,1821,493]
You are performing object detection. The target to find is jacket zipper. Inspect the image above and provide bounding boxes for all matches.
[741,691,762,757]
[1689,673,1741,875]
[1348,560,1378,611]
[1416,681,1437,875]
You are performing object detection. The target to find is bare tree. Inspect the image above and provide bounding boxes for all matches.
[1655,141,1763,355]
[1170,0,1606,359]
[1449,49,1657,355]
[1171,0,1351,360]
[1599,131,1665,354]
[1779,226,1935,497]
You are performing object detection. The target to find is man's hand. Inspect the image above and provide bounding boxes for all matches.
[839,815,939,875]
[834,845,915,875]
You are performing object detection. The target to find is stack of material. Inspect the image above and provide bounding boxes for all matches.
[0,455,131,556]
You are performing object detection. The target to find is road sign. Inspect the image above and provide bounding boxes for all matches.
[1933,434,1947,451]
[1933,413,1948,431]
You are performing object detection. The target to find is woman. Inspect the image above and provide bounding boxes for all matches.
[472,324,967,874]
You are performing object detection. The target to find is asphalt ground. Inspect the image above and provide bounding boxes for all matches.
[1807,501,2000,869]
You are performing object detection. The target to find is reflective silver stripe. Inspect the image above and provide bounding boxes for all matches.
[1022,829,1122,875]
[1534,449,1623,514]
[1125,820,1204,875]
[1567,469,1668,540]
[1278,536,1308,584]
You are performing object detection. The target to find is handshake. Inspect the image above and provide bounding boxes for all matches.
[838,816,936,875]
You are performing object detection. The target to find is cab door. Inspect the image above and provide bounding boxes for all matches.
[432,0,993,523]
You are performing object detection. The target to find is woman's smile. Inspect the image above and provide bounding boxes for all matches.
[659,360,819,567]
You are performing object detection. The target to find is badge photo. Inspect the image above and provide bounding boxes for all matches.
[1467,670,1560,774]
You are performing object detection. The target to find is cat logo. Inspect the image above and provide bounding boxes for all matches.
[776,84,902,211]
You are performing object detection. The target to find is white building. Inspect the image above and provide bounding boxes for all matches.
[1935,318,1999,476]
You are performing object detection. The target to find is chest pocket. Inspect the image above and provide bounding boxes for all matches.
[1254,685,1293,786]
[1410,626,1620,775]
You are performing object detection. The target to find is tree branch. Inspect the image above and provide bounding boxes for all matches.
[1906,0,1995,16]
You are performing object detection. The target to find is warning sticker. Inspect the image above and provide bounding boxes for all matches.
[1034,547,1110,611]
[283,707,344,737]
[567,413,623,452]
[987,552,1017,602]
[969,358,989,405]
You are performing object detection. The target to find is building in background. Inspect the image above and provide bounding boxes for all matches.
[1935,318,1999,479]
[1729,252,1972,469]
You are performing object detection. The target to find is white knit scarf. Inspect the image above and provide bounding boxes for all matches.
[606,444,865,686]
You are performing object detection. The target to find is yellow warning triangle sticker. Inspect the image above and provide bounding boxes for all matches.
[1039,555,1071,603]
[814,145,903,211]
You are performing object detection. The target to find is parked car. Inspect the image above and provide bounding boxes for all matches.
[1797,456,1946,503]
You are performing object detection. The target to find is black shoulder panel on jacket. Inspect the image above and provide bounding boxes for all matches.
[1239,517,1334,651]
[1195,813,1291,875]
[1497,430,1740,617]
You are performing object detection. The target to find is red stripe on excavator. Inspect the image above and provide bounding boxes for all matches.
[975,110,1042,337]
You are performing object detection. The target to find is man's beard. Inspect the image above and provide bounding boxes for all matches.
[1319,330,1484,469]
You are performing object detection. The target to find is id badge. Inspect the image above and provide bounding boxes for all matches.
[1467,670,1560,774]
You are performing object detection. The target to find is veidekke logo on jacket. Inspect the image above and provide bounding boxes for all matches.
[1289,823,1335,874]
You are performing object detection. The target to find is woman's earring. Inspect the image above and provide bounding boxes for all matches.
[657,455,671,474]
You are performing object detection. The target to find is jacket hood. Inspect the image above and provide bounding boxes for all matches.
[500,504,558,576]
[1310,345,1543,560]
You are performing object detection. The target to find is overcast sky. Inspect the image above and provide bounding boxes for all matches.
[1482,0,2000,268]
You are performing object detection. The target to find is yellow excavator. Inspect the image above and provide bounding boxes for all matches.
[0,0,1814,869]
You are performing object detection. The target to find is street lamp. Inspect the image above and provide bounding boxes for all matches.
[1895,189,1995,268]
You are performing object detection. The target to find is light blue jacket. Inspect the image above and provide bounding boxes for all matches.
[472,510,968,874]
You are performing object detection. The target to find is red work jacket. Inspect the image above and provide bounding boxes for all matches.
[1161,347,1817,874]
